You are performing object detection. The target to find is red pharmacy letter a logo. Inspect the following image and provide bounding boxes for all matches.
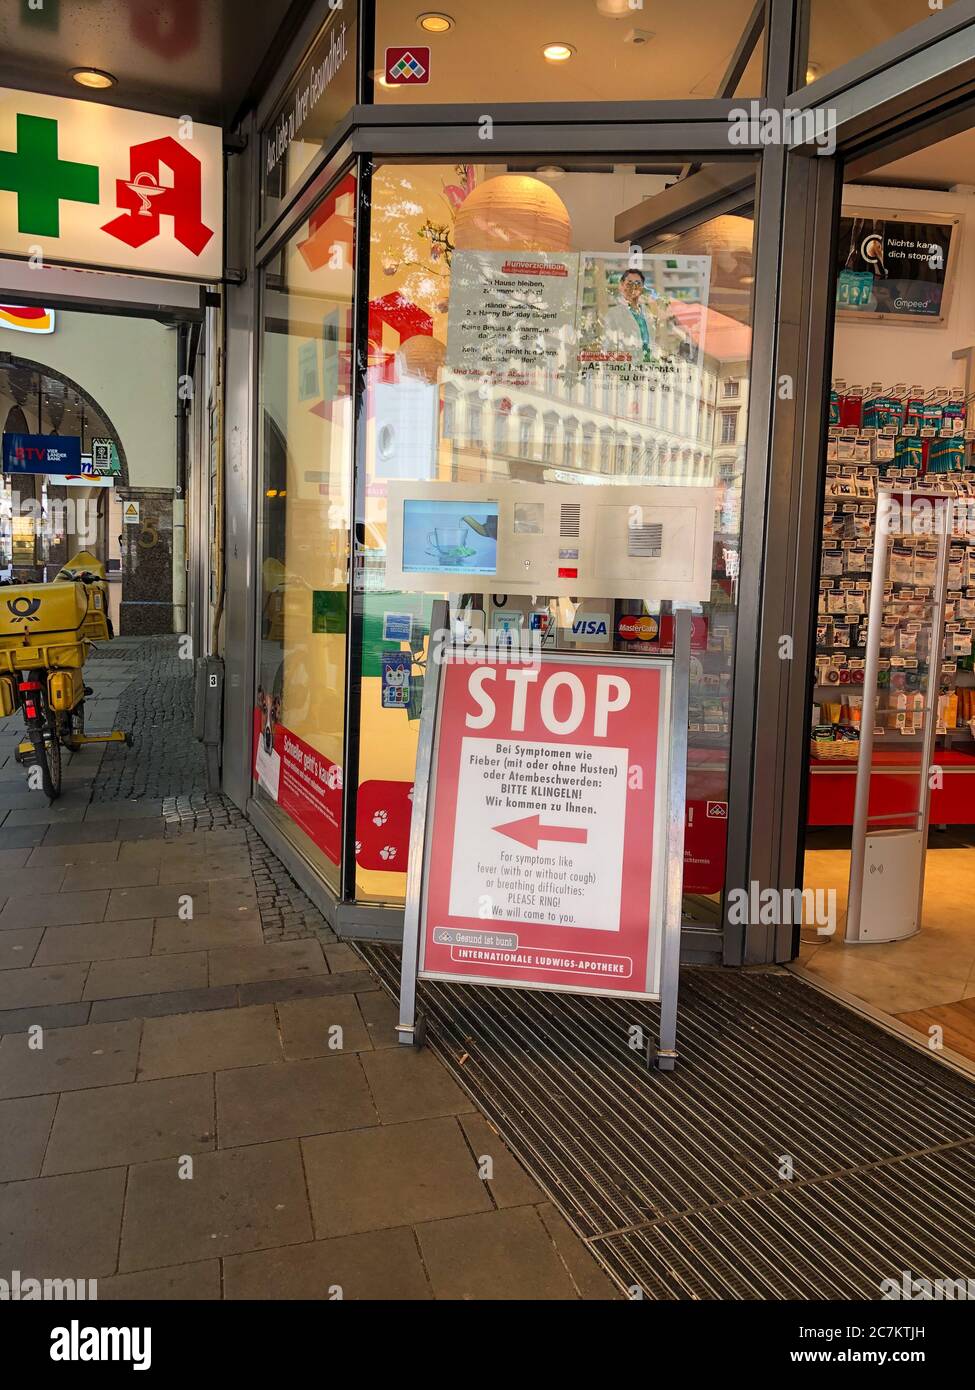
[101,136,213,256]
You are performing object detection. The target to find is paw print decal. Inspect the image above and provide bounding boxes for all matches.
[372,808,388,827]
[379,845,397,861]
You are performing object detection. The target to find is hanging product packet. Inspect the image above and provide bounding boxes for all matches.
[922,400,945,433]
[895,437,925,477]
[904,397,926,430]
[889,542,915,584]
[927,436,966,474]
[863,394,904,430]
[943,397,967,435]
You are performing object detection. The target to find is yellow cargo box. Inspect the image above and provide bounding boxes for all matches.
[0,569,110,674]
[48,667,84,711]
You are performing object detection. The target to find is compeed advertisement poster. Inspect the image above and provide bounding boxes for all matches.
[836,213,955,319]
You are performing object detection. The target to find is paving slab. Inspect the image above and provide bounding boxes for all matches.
[0,963,89,1011]
[138,1003,282,1079]
[216,1055,377,1147]
[0,1018,141,1098]
[0,928,42,971]
[208,940,326,987]
[0,1001,91,1037]
[84,951,208,1001]
[41,821,119,846]
[458,1112,545,1209]
[355,988,400,1050]
[34,920,154,966]
[152,916,263,955]
[0,1094,58,1180]
[360,1046,475,1125]
[5,805,88,826]
[535,1203,619,1299]
[115,819,167,842]
[239,971,378,1008]
[0,825,46,850]
[119,1139,313,1271]
[116,838,170,864]
[301,1116,493,1238]
[0,889,109,930]
[105,882,212,921]
[86,799,165,821]
[224,1227,432,1301]
[1,864,65,897]
[60,861,160,893]
[276,992,373,1059]
[414,1205,582,1301]
[26,840,120,869]
[43,1074,215,1175]
[0,1167,126,1279]
[89,985,238,1025]
[0,847,31,871]
[158,852,253,884]
[324,943,363,974]
[96,1260,221,1301]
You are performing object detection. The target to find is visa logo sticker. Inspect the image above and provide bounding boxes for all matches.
[570,612,611,642]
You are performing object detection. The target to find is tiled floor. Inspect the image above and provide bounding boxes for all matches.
[0,664,615,1300]
[802,830,975,1043]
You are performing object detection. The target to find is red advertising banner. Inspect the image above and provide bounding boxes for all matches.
[418,652,672,999]
[253,710,342,865]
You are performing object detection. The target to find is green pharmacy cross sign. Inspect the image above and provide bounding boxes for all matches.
[0,113,98,238]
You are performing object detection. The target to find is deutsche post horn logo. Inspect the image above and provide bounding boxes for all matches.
[6,596,41,625]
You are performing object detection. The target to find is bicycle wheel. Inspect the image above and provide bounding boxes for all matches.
[30,721,62,801]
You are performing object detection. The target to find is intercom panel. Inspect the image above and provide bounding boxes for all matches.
[383,481,714,602]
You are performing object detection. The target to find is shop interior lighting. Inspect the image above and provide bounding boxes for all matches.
[418,12,453,32]
[543,43,575,63]
[70,68,117,89]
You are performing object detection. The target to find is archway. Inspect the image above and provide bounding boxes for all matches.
[1,355,130,587]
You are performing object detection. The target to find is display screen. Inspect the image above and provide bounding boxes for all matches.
[402,499,499,575]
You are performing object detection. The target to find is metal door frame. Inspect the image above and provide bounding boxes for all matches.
[733,1,975,964]
[222,0,975,953]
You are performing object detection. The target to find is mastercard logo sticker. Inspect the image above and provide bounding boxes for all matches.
[617,614,658,642]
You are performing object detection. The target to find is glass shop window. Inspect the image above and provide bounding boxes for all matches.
[254,172,355,892]
[355,159,755,930]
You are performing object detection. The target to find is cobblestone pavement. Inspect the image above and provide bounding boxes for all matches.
[88,637,207,802]
[85,639,333,945]
[0,634,613,1299]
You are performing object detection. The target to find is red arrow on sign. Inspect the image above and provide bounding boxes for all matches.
[493,815,588,849]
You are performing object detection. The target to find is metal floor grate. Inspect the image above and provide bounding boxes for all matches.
[358,948,975,1299]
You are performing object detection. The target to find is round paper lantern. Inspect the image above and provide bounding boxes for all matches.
[453,175,572,253]
[397,334,446,384]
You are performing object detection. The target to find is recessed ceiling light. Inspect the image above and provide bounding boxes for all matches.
[70,67,117,90]
[369,68,394,88]
[543,42,575,63]
[418,12,453,32]
[535,165,566,180]
[806,62,821,84]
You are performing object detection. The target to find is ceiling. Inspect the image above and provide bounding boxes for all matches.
[863,127,975,191]
[0,0,316,126]
[805,0,963,84]
[373,0,764,103]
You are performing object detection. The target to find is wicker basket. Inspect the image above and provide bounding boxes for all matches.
[810,737,860,761]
